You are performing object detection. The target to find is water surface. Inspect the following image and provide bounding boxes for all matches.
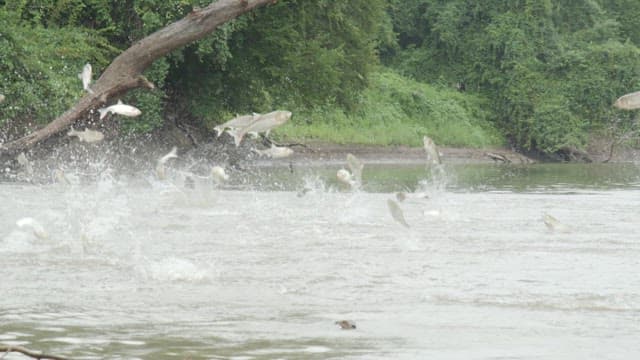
[1,162,639,359]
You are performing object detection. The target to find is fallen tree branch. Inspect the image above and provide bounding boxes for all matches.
[0,0,273,157]
[0,345,70,360]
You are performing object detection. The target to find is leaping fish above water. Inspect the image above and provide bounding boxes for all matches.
[253,144,294,159]
[213,113,260,138]
[155,146,178,180]
[0,94,5,103]
[78,63,94,94]
[67,128,104,143]
[16,217,49,239]
[227,110,292,146]
[542,213,571,233]
[211,166,229,184]
[98,99,142,120]
[423,135,442,165]
[346,153,364,185]
[387,198,410,228]
[336,168,357,188]
[613,91,640,110]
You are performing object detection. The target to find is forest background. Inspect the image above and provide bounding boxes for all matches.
[2,0,640,157]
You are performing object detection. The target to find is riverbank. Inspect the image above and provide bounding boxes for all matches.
[2,120,638,184]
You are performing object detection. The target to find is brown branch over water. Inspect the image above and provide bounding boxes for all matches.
[0,345,70,360]
[0,0,274,157]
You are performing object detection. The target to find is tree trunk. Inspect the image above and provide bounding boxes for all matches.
[0,0,273,157]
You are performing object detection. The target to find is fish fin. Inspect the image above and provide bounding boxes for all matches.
[227,128,244,147]
[86,87,94,94]
[98,107,109,120]
[117,99,123,105]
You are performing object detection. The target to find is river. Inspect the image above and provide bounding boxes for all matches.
[1,162,639,359]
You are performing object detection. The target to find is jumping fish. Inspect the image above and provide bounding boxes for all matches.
[614,91,640,110]
[542,213,570,233]
[387,198,410,228]
[228,110,292,146]
[155,146,178,180]
[346,153,364,184]
[16,217,48,239]
[98,100,142,120]
[213,113,259,138]
[16,152,34,177]
[336,168,357,188]
[0,94,5,103]
[423,135,441,165]
[67,128,104,143]
[211,165,229,184]
[335,320,356,330]
[78,63,94,94]
[253,144,294,159]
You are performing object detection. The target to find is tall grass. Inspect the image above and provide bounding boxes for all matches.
[275,69,504,148]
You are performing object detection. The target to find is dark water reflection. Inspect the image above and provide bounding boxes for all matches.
[250,162,640,192]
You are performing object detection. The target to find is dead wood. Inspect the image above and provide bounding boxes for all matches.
[0,345,70,360]
[0,0,273,157]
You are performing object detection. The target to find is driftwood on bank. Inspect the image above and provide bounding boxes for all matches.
[0,0,274,157]
[0,345,70,360]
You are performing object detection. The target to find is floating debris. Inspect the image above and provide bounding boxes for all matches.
[335,320,356,330]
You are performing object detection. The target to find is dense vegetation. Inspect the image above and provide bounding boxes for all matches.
[2,0,640,154]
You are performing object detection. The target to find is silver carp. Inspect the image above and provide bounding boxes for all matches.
[78,63,94,94]
[228,110,292,146]
[423,135,442,165]
[387,198,410,228]
[67,128,104,143]
[98,100,142,120]
[213,113,259,137]
[253,144,294,159]
[614,91,640,110]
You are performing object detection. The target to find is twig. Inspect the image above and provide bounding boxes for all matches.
[259,134,315,151]
[0,345,70,360]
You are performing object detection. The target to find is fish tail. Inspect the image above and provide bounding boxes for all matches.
[227,128,245,147]
[98,107,108,120]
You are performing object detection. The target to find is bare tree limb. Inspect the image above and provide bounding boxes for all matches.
[1,0,274,157]
[0,345,70,360]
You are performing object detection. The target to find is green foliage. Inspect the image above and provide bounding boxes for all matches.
[0,7,114,127]
[172,0,389,127]
[277,70,504,147]
[4,0,640,155]
[388,0,640,154]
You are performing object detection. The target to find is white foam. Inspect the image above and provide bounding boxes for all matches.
[138,257,211,282]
